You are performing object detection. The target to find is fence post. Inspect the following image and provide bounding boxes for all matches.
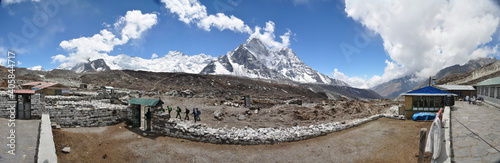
[418,128,427,163]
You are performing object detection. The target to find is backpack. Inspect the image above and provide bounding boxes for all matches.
[185,108,190,114]
[168,107,172,111]
[197,110,201,115]
[177,107,181,112]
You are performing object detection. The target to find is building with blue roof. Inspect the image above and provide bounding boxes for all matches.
[401,86,455,119]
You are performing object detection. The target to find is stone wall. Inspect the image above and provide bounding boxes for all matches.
[0,93,44,119]
[0,92,132,128]
[43,96,131,127]
[151,110,405,145]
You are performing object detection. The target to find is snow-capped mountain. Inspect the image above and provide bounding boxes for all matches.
[201,38,348,86]
[58,51,215,73]
[60,38,346,86]
[70,59,111,73]
[27,66,45,71]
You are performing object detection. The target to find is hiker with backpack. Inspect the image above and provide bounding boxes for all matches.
[193,108,197,123]
[176,106,182,119]
[184,108,190,120]
[167,106,173,119]
[195,108,201,121]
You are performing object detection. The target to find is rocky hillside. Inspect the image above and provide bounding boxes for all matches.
[371,57,496,98]
[371,75,423,99]
[438,59,500,85]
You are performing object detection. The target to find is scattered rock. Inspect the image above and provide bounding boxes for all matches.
[62,146,71,153]
[56,125,61,129]
[180,89,194,97]
[103,154,107,159]
[237,114,248,121]
[214,108,225,121]
[287,99,303,105]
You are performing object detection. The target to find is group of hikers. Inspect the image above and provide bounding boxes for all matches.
[166,106,201,122]
[465,95,479,105]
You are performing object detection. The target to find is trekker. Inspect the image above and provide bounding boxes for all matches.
[176,106,182,119]
[145,108,152,131]
[193,108,197,123]
[184,108,190,120]
[167,106,172,118]
[195,108,201,121]
[466,95,470,104]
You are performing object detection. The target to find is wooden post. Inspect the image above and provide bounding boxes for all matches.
[418,128,427,163]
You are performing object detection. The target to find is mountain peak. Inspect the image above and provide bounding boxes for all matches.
[245,37,267,50]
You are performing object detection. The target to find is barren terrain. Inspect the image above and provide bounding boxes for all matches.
[159,96,399,128]
[53,119,432,163]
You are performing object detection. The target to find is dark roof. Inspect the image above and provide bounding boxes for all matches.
[402,86,454,96]
[128,98,163,106]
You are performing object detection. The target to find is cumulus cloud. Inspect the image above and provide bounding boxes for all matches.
[335,0,500,88]
[250,21,292,49]
[53,10,158,66]
[162,0,290,49]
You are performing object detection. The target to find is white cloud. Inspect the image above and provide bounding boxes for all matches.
[53,10,158,66]
[162,0,290,49]
[114,10,159,41]
[250,21,292,49]
[162,0,207,24]
[197,13,252,34]
[151,53,158,59]
[1,0,39,6]
[337,0,500,88]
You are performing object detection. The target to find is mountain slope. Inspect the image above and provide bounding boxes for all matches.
[371,75,424,98]
[58,51,214,74]
[371,57,496,98]
[440,59,500,85]
[71,59,111,73]
[201,38,348,86]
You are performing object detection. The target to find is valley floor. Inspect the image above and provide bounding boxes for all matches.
[53,118,431,163]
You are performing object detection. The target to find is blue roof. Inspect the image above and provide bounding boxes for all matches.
[402,86,454,96]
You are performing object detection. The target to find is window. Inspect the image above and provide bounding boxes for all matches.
[491,87,495,98]
[485,87,489,96]
[411,96,444,111]
[497,87,500,99]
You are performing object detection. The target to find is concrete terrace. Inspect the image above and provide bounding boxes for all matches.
[0,118,40,163]
[452,101,500,162]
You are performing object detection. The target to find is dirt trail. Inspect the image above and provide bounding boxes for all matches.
[53,118,431,163]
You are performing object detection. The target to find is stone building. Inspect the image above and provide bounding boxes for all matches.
[128,98,164,131]
[476,76,500,105]
[22,82,70,96]
[434,85,476,100]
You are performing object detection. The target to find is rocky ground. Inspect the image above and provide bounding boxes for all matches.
[53,119,432,163]
[159,96,399,129]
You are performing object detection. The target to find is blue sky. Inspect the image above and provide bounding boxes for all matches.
[1,0,499,88]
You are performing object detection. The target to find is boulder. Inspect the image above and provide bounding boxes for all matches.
[62,146,71,153]
[180,90,194,97]
[237,114,248,121]
[214,108,225,121]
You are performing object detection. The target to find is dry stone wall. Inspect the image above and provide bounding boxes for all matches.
[0,92,132,128]
[151,111,405,145]
[0,93,44,119]
[44,95,131,127]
